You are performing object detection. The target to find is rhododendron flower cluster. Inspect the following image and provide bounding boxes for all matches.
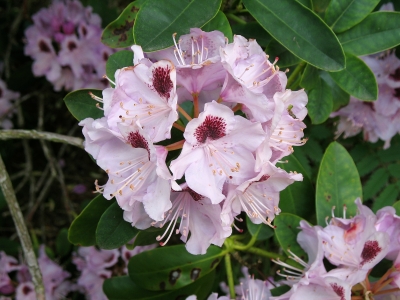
[0,79,19,129]
[272,199,400,299]
[80,28,308,255]
[331,51,400,149]
[24,0,114,91]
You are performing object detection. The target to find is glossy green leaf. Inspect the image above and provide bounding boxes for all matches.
[325,0,380,33]
[372,184,399,212]
[104,271,215,300]
[202,11,232,42]
[300,64,319,90]
[312,0,331,15]
[316,142,362,226]
[64,89,104,121]
[96,202,139,250]
[296,0,312,9]
[388,163,400,178]
[329,53,377,101]
[56,228,72,258]
[246,216,274,241]
[134,0,221,52]
[243,0,345,71]
[274,213,307,260]
[338,12,400,56]
[393,201,400,215]
[101,2,141,48]
[129,244,223,291]
[68,195,114,246]
[319,71,350,111]
[279,154,315,219]
[265,40,302,68]
[132,227,165,248]
[356,153,380,176]
[106,51,134,84]
[271,285,291,297]
[231,22,272,47]
[307,79,333,124]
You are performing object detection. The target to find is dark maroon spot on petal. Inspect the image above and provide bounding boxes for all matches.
[103,52,109,61]
[39,40,51,53]
[152,66,173,99]
[258,175,270,182]
[360,240,382,266]
[190,268,201,281]
[210,258,219,269]
[364,102,375,111]
[128,131,150,158]
[194,115,226,144]
[159,281,166,290]
[100,78,109,87]
[82,26,87,37]
[100,274,108,279]
[0,88,3,98]
[330,283,345,300]
[125,252,131,260]
[185,188,203,201]
[169,269,181,285]
[390,68,400,81]
[22,285,32,295]
[67,41,77,51]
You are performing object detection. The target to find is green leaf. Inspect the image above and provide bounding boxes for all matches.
[338,12,400,56]
[68,195,114,246]
[329,53,377,101]
[265,40,302,68]
[296,0,312,9]
[133,0,221,52]
[325,0,380,33]
[274,213,307,260]
[312,0,331,15]
[88,0,119,28]
[104,271,215,300]
[300,64,319,90]
[243,0,345,71]
[56,228,72,258]
[0,237,20,256]
[271,285,291,297]
[231,22,272,47]
[316,142,362,226]
[101,2,141,48]
[96,202,139,250]
[128,244,223,291]
[356,153,379,176]
[363,168,389,200]
[202,11,232,42]
[64,89,104,121]
[307,79,333,124]
[372,184,399,212]
[133,227,165,248]
[246,216,274,241]
[106,51,134,84]
[279,154,315,219]
[393,201,400,215]
[388,163,400,178]
[319,71,350,111]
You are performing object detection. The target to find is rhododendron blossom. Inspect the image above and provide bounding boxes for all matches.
[0,79,19,129]
[79,27,308,255]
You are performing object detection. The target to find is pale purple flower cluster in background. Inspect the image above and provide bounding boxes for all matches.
[0,79,19,129]
[80,28,308,255]
[0,243,154,300]
[271,199,400,299]
[331,51,400,149]
[24,0,114,91]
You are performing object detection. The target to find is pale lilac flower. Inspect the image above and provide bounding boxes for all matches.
[331,51,400,149]
[72,246,119,300]
[0,251,20,295]
[319,199,390,284]
[24,0,112,91]
[170,101,265,204]
[222,163,302,229]
[120,243,157,273]
[235,267,273,300]
[153,183,230,255]
[0,79,19,129]
[186,293,230,300]
[106,60,179,143]
[375,206,400,260]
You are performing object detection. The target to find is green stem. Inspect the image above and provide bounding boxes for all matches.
[232,225,261,251]
[226,13,246,24]
[245,246,287,261]
[0,130,84,148]
[224,253,236,299]
[286,62,305,90]
[0,154,45,300]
